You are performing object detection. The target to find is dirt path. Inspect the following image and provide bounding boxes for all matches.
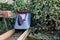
[7,30,25,40]
[7,33,21,40]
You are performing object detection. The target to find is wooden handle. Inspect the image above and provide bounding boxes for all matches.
[17,30,30,40]
[0,29,15,40]
[0,11,13,18]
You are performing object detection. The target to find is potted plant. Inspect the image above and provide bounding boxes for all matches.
[13,0,31,29]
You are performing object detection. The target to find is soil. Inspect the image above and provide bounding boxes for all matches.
[7,33,21,40]
[7,30,25,40]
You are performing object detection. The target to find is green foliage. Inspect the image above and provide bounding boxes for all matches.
[29,0,60,40]
[13,0,29,12]
[0,2,17,16]
[0,2,14,11]
[30,0,60,30]
[0,18,15,34]
[0,2,15,34]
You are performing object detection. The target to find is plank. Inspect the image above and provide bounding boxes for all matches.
[0,29,15,40]
[17,30,30,40]
[0,11,13,18]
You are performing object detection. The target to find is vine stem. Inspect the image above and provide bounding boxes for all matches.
[3,18,8,31]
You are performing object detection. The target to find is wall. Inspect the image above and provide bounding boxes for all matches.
[0,0,14,4]
[0,0,31,4]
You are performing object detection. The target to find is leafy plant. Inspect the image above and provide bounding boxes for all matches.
[0,2,15,34]
[29,0,60,40]
[30,0,60,31]
[0,2,13,10]
[13,0,28,12]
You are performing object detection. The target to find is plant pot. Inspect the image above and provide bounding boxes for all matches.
[14,9,31,29]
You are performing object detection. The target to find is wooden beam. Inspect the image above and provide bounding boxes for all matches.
[0,11,13,18]
[17,30,30,40]
[0,29,15,40]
